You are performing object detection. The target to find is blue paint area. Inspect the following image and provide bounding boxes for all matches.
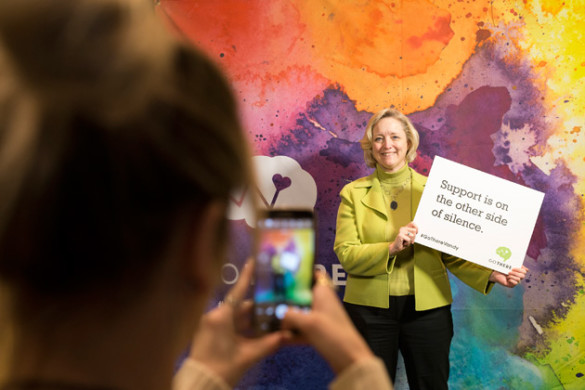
[450,279,545,389]
[237,347,334,389]
[450,332,545,389]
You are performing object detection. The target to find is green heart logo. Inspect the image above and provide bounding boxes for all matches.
[496,246,512,261]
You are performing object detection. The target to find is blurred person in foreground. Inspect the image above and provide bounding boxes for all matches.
[0,0,391,389]
[334,108,528,389]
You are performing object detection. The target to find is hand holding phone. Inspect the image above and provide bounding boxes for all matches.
[253,209,316,334]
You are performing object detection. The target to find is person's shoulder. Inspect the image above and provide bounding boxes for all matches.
[341,172,376,191]
[341,172,375,194]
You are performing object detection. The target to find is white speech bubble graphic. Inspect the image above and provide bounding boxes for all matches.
[228,155,318,227]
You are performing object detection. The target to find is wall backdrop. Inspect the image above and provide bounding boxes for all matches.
[158,1,584,389]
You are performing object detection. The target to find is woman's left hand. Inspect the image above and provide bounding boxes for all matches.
[389,222,418,256]
[489,265,528,288]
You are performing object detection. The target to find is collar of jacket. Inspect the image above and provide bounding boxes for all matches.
[354,167,427,221]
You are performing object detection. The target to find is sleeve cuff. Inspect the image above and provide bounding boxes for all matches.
[386,254,397,274]
[173,358,232,390]
[485,279,495,294]
[329,356,393,390]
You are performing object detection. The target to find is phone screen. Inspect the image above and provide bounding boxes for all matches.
[253,210,315,334]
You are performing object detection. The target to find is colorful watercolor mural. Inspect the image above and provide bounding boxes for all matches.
[158,0,585,389]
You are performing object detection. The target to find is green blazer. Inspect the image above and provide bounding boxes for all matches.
[334,167,494,311]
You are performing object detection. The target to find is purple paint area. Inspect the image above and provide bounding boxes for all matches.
[267,86,374,273]
[319,137,364,168]
[518,163,582,336]
[418,85,513,173]
[237,347,333,390]
[306,84,371,143]
[413,85,549,261]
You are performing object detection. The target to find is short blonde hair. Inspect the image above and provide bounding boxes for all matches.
[360,108,420,168]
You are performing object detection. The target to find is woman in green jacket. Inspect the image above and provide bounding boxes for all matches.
[334,108,528,389]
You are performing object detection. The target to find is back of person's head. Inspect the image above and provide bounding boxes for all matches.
[0,0,251,304]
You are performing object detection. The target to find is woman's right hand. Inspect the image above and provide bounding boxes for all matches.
[187,261,284,387]
[389,222,418,256]
[280,271,375,374]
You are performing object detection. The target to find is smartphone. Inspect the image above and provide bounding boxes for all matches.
[253,209,316,334]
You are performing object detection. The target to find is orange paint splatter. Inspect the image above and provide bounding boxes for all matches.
[476,29,491,43]
[407,15,454,50]
[542,0,565,16]
[302,0,457,78]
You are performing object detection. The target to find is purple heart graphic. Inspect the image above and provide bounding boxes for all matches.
[270,174,292,207]
[272,174,292,191]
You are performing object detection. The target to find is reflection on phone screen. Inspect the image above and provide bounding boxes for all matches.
[254,215,314,333]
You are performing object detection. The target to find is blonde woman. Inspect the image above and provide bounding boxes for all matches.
[334,108,527,389]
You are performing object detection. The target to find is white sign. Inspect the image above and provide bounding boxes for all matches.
[228,155,317,227]
[413,156,545,274]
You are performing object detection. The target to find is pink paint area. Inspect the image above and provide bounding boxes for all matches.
[157,1,307,76]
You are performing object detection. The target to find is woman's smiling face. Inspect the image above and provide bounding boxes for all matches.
[372,117,410,173]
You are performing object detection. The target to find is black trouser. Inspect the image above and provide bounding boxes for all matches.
[344,296,453,390]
